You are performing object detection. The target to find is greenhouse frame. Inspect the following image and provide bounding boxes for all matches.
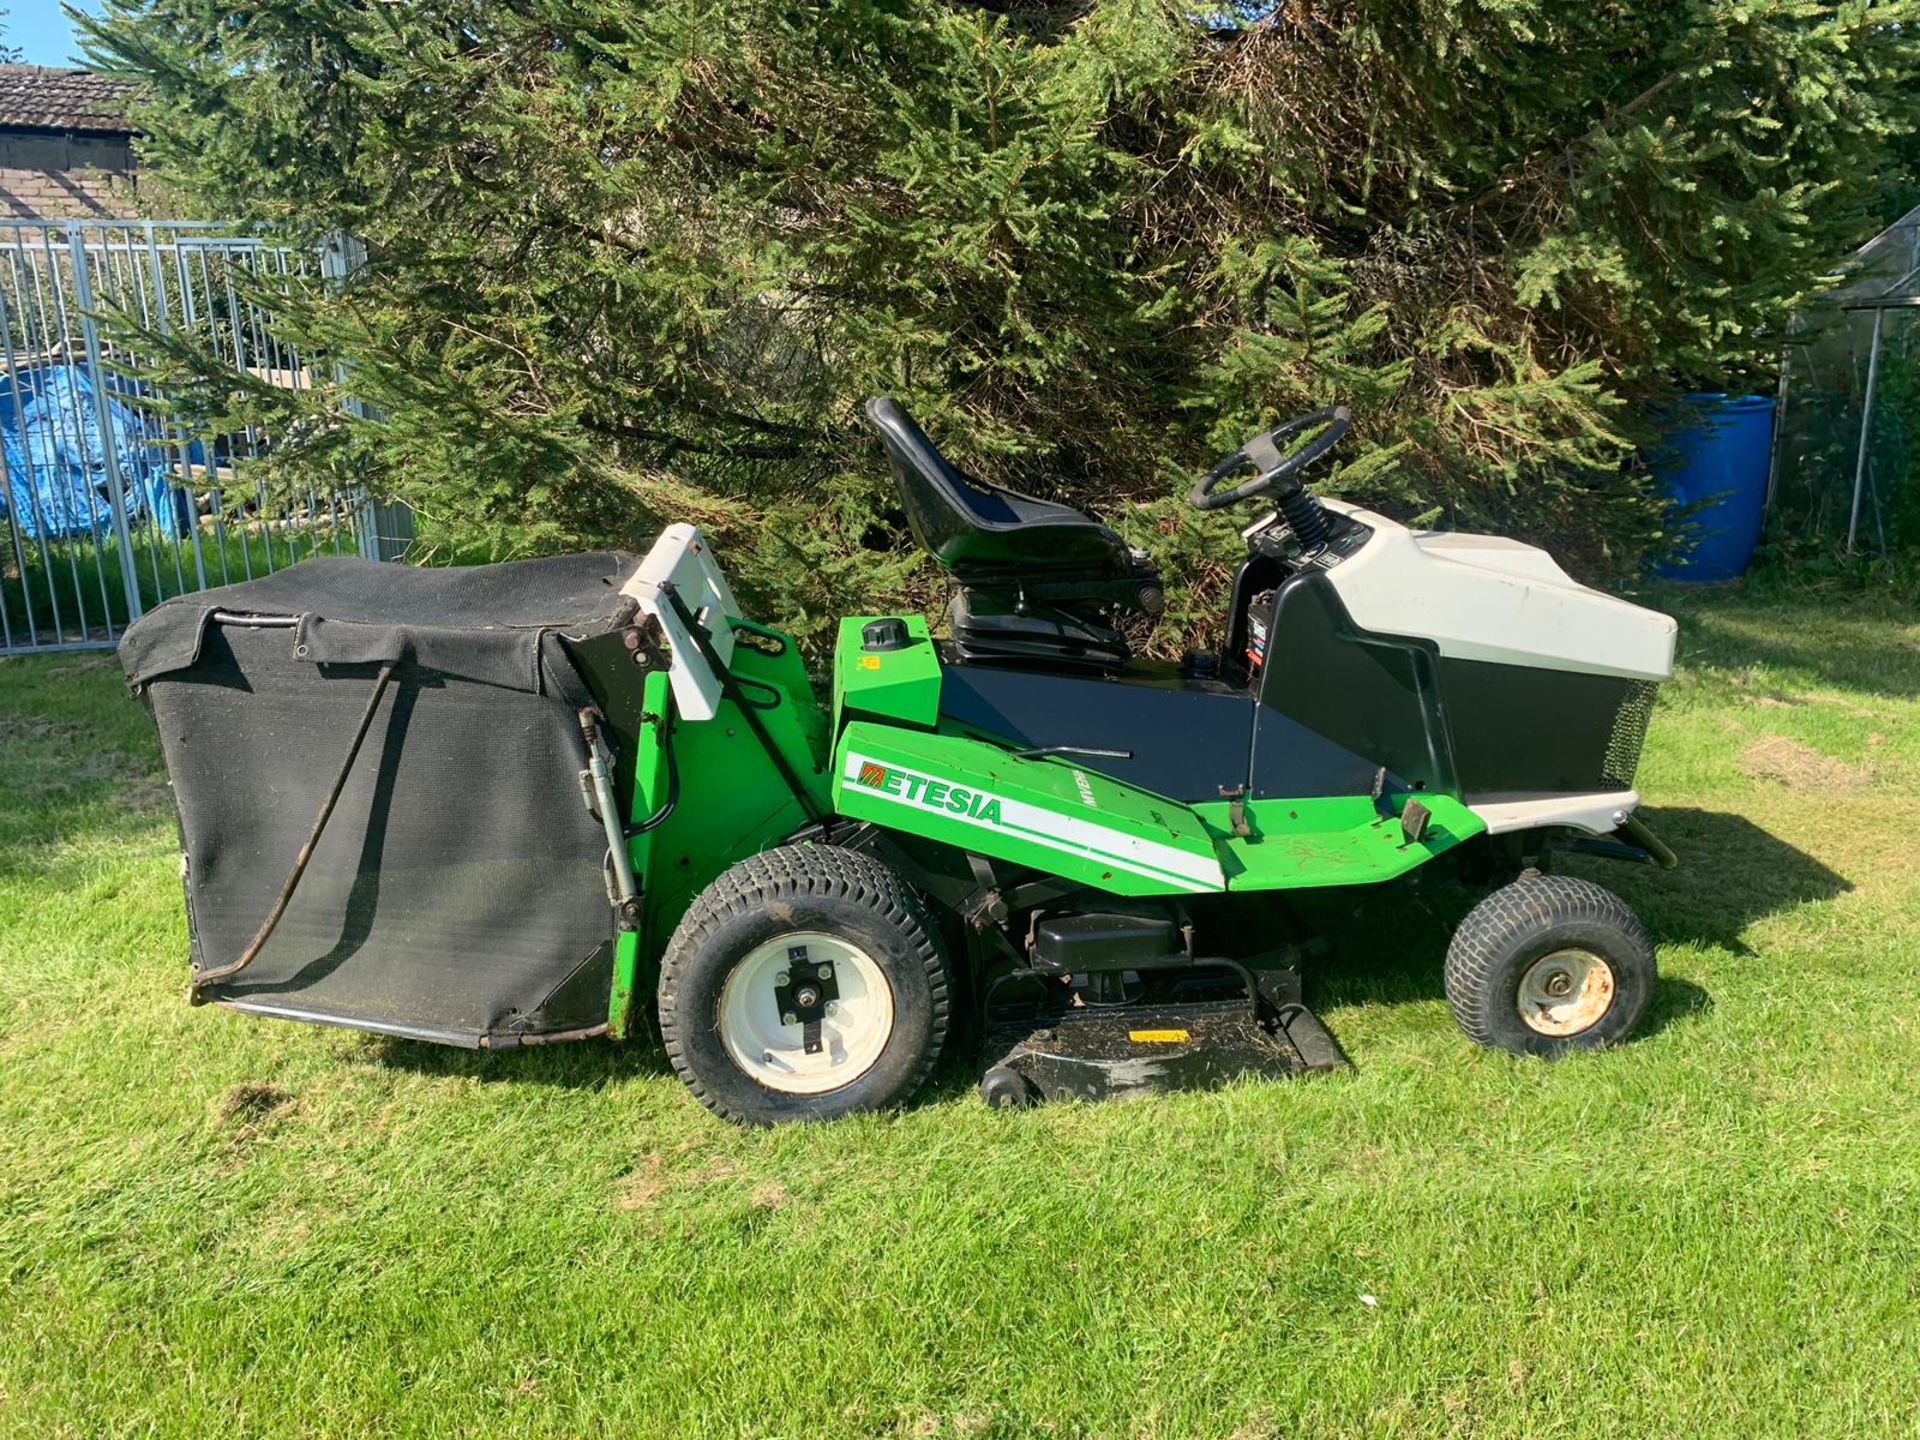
[1770,205,1920,558]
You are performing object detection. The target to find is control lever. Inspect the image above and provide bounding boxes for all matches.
[1009,745,1133,761]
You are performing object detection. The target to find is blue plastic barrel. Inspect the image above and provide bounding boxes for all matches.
[1654,392,1776,581]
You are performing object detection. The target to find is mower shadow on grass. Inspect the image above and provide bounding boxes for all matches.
[357,807,1847,1091]
[1309,936,1714,1046]
[363,1032,676,1090]
[1598,805,1853,954]
[371,1024,1006,1112]
[1303,804,1846,1045]
[899,1049,998,1112]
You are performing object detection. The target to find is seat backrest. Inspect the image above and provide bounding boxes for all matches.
[861,396,1124,577]
[863,396,1019,568]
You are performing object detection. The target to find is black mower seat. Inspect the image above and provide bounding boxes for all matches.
[863,397,1134,582]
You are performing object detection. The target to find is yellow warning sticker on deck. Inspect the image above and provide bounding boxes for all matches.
[1129,1028,1190,1044]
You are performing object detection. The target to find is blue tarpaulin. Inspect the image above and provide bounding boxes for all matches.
[0,362,183,542]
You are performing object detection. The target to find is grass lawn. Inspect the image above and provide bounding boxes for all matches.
[2,580,1918,1438]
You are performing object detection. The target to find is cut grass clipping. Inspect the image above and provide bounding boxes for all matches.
[1,581,1918,1438]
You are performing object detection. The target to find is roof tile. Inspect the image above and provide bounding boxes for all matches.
[0,65,137,135]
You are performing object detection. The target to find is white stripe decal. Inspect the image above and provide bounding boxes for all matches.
[840,750,1223,893]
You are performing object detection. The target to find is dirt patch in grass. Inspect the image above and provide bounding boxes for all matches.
[1739,735,1870,790]
[108,770,173,816]
[614,1149,742,1211]
[615,1154,669,1210]
[0,716,85,745]
[0,713,170,818]
[217,1082,293,1123]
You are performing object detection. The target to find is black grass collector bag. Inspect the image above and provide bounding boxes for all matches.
[119,552,637,1047]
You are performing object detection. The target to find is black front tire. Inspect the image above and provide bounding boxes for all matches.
[658,846,953,1125]
[1444,874,1655,1057]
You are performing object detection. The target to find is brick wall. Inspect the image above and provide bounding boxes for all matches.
[0,131,140,220]
[0,166,141,219]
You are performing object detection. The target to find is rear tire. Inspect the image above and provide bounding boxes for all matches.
[658,846,952,1125]
[1444,875,1655,1057]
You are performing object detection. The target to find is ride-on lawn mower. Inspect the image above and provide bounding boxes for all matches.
[121,401,1677,1123]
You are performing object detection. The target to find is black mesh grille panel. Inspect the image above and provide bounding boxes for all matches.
[1602,680,1660,788]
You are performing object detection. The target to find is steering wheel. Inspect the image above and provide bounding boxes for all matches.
[1189,405,1350,512]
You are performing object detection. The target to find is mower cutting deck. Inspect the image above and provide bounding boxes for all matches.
[121,400,1677,1124]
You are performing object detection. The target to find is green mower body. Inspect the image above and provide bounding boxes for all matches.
[577,605,1489,1052]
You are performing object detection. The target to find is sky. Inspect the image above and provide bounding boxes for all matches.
[6,0,103,67]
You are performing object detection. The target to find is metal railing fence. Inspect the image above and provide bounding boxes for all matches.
[0,219,383,656]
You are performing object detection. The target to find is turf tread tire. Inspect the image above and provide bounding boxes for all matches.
[658,845,952,1125]
[1444,874,1654,1057]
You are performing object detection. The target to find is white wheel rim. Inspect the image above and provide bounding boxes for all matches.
[1517,948,1615,1037]
[717,932,895,1095]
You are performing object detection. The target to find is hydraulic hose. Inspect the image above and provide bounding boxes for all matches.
[657,584,824,824]
[626,712,680,837]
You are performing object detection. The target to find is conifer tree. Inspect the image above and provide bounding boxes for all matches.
[83,0,1920,642]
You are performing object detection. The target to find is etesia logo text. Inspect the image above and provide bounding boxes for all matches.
[854,762,1003,825]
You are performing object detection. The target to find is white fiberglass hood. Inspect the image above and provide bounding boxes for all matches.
[1312,499,1677,683]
